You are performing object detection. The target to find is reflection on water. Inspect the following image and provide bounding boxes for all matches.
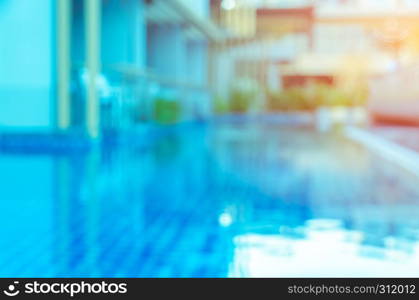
[0,121,419,277]
[231,221,419,277]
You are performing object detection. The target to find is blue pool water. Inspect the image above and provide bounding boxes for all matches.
[1,120,419,277]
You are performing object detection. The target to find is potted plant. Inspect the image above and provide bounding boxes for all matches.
[228,78,260,114]
[152,95,182,125]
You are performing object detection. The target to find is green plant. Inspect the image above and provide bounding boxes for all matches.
[267,83,365,112]
[322,86,351,107]
[213,96,230,115]
[228,78,260,113]
[267,87,315,111]
[229,89,253,113]
[152,97,181,124]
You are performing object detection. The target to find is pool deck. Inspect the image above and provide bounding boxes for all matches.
[346,125,419,178]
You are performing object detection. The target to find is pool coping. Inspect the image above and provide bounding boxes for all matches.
[345,126,419,177]
[0,115,315,154]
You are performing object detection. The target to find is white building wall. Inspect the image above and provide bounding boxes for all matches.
[312,24,374,55]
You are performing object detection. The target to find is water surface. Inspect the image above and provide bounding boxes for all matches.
[0,121,418,277]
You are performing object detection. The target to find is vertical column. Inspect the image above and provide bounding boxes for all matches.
[187,39,210,117]
[85,0,101,138]
[57,0,72,131]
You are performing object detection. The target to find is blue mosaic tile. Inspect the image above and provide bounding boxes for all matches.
[0,122,419,277]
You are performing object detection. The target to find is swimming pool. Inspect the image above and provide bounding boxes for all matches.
[0,120,419,277]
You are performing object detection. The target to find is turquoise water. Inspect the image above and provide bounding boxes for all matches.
[0,120,419,277]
